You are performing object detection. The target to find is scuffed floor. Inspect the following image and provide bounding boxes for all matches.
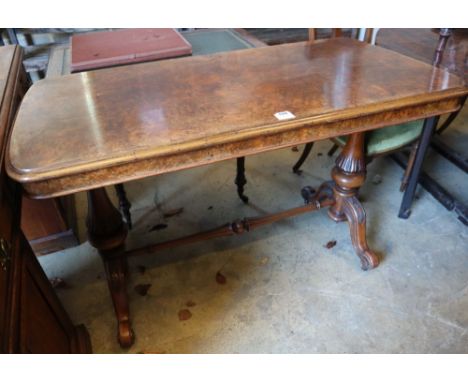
[39,106,468,353]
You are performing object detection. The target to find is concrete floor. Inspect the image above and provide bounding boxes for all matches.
[39,106,468,354]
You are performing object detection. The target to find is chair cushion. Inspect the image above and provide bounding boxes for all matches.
[335,119,424,156]
[182,29,254,56]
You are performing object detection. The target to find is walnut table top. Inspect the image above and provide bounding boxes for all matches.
[6,38,467,198]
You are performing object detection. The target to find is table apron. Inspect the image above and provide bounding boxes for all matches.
[18,96,462,199]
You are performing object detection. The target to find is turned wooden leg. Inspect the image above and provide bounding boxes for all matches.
[328,133,379,270]
[235,157,249,204]
[86,188,134,347]
[292,142,314,174]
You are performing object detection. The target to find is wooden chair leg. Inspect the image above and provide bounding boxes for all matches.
[235,157,249,204]
[327,143,339,157]
[114,184,132,229]
[292,142,314,174]
[400,141,419,192]
[398,116,439,219]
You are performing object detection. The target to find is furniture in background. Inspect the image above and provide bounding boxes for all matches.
[291,28,426,178]
[181,29,266,204]
[0,45,91,353]
[70,28,192,72]
[7,38,467,348]
[286,29,466,222]
[393,28,468,223]
[244,28,354,45]
[70,28,193,229]
[20,197,78,255]
[1,29,89,255]
[0,29,19,45]
[349,28,467,222]
[19,47,79,256]
[241,28,467,223]
[0,28,106,80]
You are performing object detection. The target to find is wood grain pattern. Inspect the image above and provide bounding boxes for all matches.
[7,37,467,348]
[7,38,467,198]
[18,44,79,255]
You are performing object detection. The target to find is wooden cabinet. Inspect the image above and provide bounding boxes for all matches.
[0,45,91,353]
[21,197,78,255]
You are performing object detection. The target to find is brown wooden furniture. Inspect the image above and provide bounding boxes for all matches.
[288,29,465,221]
[20,197,78,255]
[383,28,468,222]
[293,28,427,180]
[291,29,375,175]
[18,45,79,255]
[0,45,91,353]
[70,29,193,229]
[69,28,266,225]
[6,38,467,348]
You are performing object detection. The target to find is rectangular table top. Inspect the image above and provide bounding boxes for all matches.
[71,28,192,72]
[7,38,467,198]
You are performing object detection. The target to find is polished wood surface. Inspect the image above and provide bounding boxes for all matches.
[23,44,79,255]
[6,38,468,348]
[7,38,467,198]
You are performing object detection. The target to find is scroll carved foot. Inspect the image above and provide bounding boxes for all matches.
[104,255,135,348]
[328,132,381,270]
[340,196,379,270]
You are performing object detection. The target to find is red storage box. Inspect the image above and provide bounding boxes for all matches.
[71,28,192,72]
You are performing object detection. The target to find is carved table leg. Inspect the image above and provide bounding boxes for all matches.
[86,188,134,347]
[235,157,249,204]
[328,133,379,270]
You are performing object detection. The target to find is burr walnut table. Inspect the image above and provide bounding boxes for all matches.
[6,38,467,348]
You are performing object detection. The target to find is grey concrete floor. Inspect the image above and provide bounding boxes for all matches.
[39,107,468,354]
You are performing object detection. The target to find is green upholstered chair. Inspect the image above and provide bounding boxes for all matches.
[294,119,424,181]
[341,120,424,157]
